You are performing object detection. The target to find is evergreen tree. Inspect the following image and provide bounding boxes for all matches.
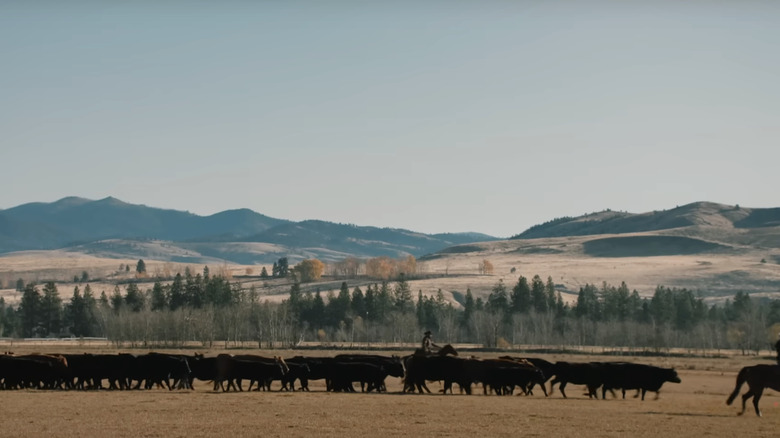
[311,290,326,327]
[575,284,601,320]
[376,282,393,320]
[545,276,557,311]
[19,283,41,337]
[288,282,303,317]
[169,273,185,310]
[260,267,269,278]
[531,275,547,313]
[124,283,145,312]
[2,298,19,336]
[487,279,509,314]
[110,285,124,314]
[136,259,147,275]
[416,291,425,326]
[67,286,90,337]
[16,278,24,292]
[40,281,63,336]
[393,274,414,312]
[462,288,475,329]
[351,286,366,319]
[510,276,532,313]
[364,285,378,321]
[150,281,167,311]
[326,282,352,326]
[185,273,205,308]
[98,291,110,309]
[82,284,97,335]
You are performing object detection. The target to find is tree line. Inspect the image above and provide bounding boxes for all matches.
[2,267,779,354]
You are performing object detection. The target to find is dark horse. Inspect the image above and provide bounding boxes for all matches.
[403,344,459,393]
[726,364,780,416]
[411,344,458,358]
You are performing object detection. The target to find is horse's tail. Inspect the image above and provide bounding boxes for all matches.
[726,366,749,405]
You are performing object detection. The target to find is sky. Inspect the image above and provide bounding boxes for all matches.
[2,1,778,238]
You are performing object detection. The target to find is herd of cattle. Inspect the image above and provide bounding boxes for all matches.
[0,350,683,400]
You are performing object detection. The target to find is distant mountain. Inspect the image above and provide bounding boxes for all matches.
[511,202,779,240]
[0,197,497,263]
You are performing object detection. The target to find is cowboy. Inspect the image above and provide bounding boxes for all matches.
[421,330,441,354]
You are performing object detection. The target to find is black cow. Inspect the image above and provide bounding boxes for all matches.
[600,362,681,400]
[499,357,555,395]
[215,354,287,392]
[325,361,388,393]
[0,355,61,390]
[187,355,218,390]
[333,354,404,392]
[549,362,605,399]
[131,353,192,390]
[282,356,334,391]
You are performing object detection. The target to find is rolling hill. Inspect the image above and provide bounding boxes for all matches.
[0,197,496,263]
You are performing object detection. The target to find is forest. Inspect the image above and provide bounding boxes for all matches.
[2,259,779,354]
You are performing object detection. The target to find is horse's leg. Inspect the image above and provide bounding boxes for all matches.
[752,387,764,417]
[739,389,753,416]
[559,381,568,399]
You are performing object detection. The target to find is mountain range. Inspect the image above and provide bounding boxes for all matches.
[0,197,496,264]
[2,198,780,268]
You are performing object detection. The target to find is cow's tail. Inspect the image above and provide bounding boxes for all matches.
[726,366,749,405]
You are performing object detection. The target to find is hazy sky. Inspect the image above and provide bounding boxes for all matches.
[2,1,778,237]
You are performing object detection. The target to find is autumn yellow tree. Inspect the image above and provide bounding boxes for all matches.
[294,259,325,283]
[333,257,361,278]
[365,256,394,280]
[479,259,494,275]
[398,255,417,276]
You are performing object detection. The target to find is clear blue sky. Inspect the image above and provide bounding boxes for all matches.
[2,1,778,238]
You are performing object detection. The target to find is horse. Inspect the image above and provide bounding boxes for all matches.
[726,364,780,417]
[412,344,458,358]
[403,345,461,394]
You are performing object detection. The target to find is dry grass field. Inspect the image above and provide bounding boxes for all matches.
[2,235,780,308]
[1,345,780,438]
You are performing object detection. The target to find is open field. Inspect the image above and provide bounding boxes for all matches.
[3,238,780,308]
[1,346,780,437]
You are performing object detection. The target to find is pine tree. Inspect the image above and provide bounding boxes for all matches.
[462,288,475,329]
[150,281,167,311]
[19,283,41,337]
[124,283,145,312]
[510,276,531,314]
[68,286,89,336]
[393,274,413,312]
[169,273,185,310]
[351,286,366,319]
[531,275,547,313]
[110,285,124,314]
[487,279,509,314]
[40,281,63,336]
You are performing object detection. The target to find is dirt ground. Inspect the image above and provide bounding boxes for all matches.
[1,348,779,437]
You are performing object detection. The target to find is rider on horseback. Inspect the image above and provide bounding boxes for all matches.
[422,330,441,354]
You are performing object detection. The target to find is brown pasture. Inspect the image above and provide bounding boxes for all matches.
[1,347,780,437]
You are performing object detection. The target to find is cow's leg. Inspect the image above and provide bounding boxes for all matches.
[559,381,568,399]
[549,378,558,396]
